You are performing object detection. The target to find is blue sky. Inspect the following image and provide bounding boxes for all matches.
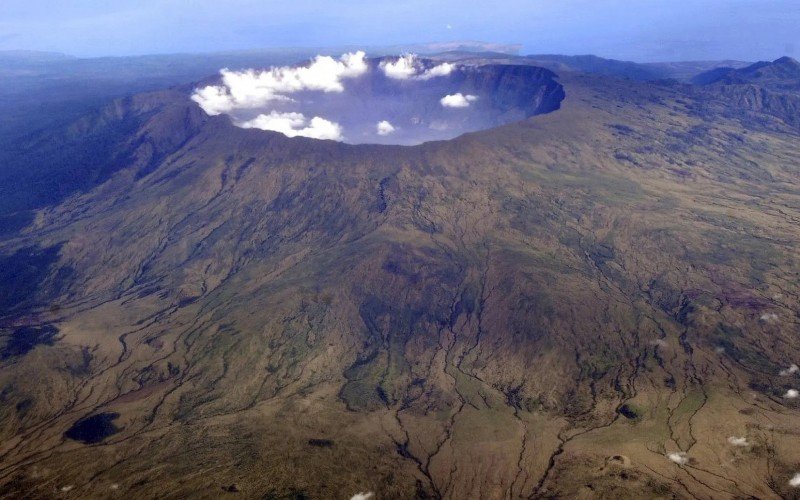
[1,0,799,61]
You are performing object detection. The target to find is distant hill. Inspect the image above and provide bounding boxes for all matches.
[0,50,75,62]
[436,52,753,82]
[398,40,522,55]
[694,56,800,128]
[525,53,670,80]
[645,59,751,82]
[694,56,800,89]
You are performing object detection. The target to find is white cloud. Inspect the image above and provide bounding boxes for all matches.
[791,473,800,487]
[760,312,779,323]
[190,53,367,141]
[727,436,749,447]
[780,364,799,376]
[380,54,418,79]
[425,63,455,79]
[784,389,799,399]
[192,51,368,116]
[350,493,374,500]
[239,111,342,140]
[667,451,688,465]
[440,93,478,108]
[190,84,238,116]
[379,54,454,80]
[376,120,396,136]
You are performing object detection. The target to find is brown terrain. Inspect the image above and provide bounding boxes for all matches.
[1,57,800,498]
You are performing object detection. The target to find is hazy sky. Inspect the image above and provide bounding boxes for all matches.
[1,0,798,62]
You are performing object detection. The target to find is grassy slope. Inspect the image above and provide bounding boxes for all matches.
[0,72,799,498]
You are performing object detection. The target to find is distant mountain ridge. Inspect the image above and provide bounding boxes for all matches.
[0,50,75,62]
[525,54,670,80]
[694,56,800,88]
[434,51,753,82]
[693,56,800,128]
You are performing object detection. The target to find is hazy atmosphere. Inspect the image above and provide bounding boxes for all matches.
[2,0,799,61]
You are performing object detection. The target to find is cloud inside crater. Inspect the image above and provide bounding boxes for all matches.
[191,51,367,140]
[376,120,396,136]
[190,51,492,144]
[379,54,454,80]
[239,111,343,140]
[440,93,478,108]
[193,51,367,115]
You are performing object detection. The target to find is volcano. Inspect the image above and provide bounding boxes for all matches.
[1,54,799,498]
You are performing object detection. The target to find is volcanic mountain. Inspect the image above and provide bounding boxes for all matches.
[0,55,799,499]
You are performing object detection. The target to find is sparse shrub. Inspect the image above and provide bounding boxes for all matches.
[618,403,642,420]
[307,438,334,448]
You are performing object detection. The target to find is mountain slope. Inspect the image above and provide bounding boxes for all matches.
[0,68,799,498]
[0,88,208,238]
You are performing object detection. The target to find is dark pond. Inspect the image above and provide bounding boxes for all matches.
[64,412,121,444]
